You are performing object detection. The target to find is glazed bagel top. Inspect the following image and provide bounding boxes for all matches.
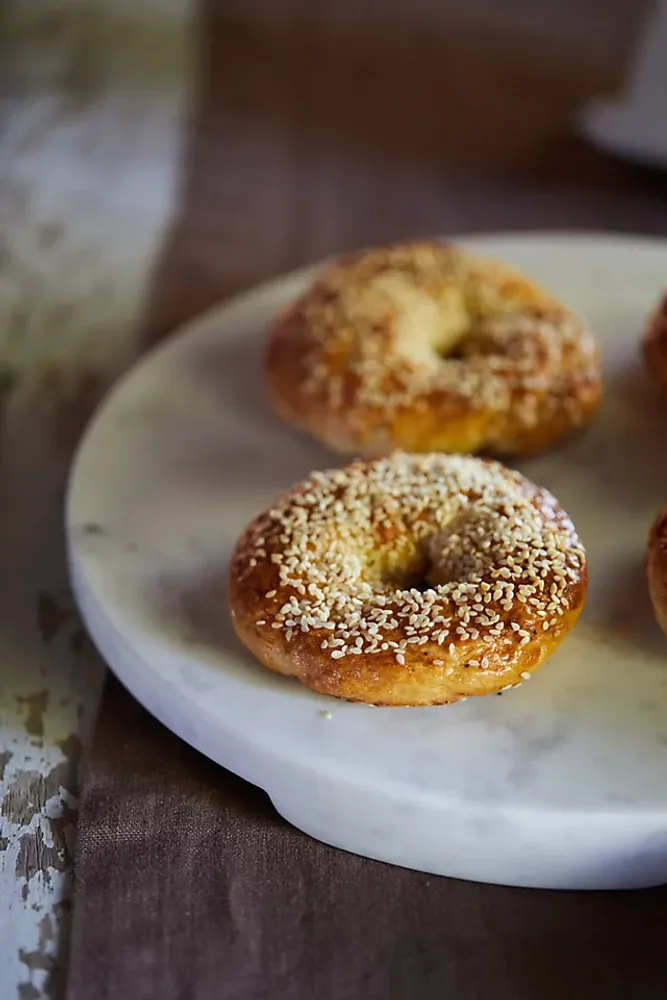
[265,241,600,455]
[230,454,586,689]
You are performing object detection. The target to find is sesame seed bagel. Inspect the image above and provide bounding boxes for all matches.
[643,292,667,390]
[265,241,601,457]
[228,453,587,706]
[647,504,667,637]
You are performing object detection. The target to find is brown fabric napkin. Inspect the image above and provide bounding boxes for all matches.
[68,676,667,1000]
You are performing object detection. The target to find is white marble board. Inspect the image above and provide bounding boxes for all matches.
[67,233,667,890]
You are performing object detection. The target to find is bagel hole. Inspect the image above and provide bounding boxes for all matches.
[438,342,467,361]
[370,550,435,593]
[433,323,470,361]
[399,569,435,594]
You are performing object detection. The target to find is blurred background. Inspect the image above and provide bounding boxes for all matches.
[143,0,664,332]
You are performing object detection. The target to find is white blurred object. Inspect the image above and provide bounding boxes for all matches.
[580,0,667,168]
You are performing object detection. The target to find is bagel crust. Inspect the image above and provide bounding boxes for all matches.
[228,453,587,706]
[647,504,667,637]
[265,241,601,457]
[643,292,667,389]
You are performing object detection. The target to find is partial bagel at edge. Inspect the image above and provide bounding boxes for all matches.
[647,503,667,637]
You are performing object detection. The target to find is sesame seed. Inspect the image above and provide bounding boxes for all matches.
[521,671,532,680]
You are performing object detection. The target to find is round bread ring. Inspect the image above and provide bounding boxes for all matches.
[265,241,601,457]
[647,503,667,637]
[643,292,667,389]
[228,453,587,706]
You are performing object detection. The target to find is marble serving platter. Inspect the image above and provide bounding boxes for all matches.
[67,233,667,890]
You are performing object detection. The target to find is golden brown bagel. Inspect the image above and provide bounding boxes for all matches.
[228,453,587,706]
[643,292,667,389]
[265,241,601,457]
[647,503,667,637]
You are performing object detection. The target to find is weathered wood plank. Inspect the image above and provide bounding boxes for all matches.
[0,2,194,997]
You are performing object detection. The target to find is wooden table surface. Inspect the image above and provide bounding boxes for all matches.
[1,1,665,996]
